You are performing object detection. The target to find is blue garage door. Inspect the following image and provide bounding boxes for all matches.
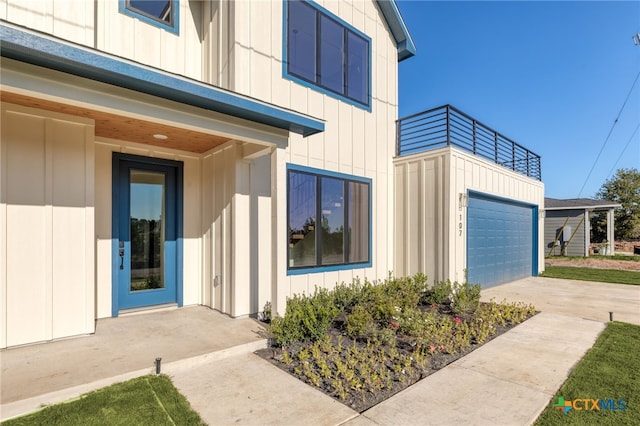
[467,192,537,288]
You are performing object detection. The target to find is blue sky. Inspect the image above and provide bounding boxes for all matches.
[396,0,640,199]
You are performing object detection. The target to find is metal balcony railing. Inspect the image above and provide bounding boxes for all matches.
[396,105,542,181]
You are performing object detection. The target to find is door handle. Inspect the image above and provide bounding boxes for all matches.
[119,248,125,270]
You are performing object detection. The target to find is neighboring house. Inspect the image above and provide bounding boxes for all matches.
[0,0,415,348]
[0,1,544,349]
[544,198,621,257]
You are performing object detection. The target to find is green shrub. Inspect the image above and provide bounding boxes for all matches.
[451,281,481,315]
[424,280,452,305]
[367,285,398,322]
[384,274,428,311]
[396,308,439,338]
[354,274,429,323]
[268,287,339,346]
[331,279,365,312]
[345,305,375,338]
[372,326,397,346]
[475,299,535,327]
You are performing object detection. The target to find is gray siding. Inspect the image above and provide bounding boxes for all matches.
[544,210,586,257]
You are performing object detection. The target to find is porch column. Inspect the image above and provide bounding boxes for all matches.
[607,208,615,256]
[232,158,251,317]
[271,147,287,316]
[584,209,591,257]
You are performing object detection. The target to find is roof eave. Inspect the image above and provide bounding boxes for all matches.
[545,204,622,211]
[0,22,325,138]
[376,0,417,62]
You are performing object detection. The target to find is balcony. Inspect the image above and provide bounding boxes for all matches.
[396,105,542,181]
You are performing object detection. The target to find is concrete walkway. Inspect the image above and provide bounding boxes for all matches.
[0,306,268,420]
[1,277,639,424]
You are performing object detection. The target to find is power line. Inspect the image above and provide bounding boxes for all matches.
[604,121,640,181]
[577,70,640,197]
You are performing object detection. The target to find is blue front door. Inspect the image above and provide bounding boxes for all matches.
[113,154,183,315]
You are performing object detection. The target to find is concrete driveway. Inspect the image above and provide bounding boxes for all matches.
[481,276,640,325]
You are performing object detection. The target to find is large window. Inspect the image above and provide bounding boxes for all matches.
[120,0,179,34]
[288,165,371,274]
[285,0,371,108]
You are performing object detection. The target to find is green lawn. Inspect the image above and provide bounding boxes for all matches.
[535,322,640,425]
[540,266,640,285]
[4,375,206,426]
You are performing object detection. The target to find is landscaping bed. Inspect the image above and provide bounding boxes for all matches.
[256,275,535,413]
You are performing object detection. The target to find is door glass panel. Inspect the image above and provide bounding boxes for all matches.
[130,170,165,291]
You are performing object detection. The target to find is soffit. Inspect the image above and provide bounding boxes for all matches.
[2,91,232,153]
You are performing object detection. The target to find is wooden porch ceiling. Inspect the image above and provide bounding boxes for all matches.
[1,91,233,153]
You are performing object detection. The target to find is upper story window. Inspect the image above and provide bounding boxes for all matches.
[285,0,371,110]
[120,0,179,34]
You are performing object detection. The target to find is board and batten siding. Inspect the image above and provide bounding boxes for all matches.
[1,0,205,82]
[394,146,545,285]
[544,210,586,257]
[231,0,401,314]
[0,0,95,47]
[1,104,95,348]
[201,144,273,318]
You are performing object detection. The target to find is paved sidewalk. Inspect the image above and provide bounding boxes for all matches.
[166,352,359,425]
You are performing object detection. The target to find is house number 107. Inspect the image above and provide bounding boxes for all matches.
[459,214,463,236]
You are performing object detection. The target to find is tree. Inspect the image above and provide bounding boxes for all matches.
[594,168,640,241]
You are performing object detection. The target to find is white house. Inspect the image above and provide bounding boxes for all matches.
[0,0,543,349]
[0,0,415,348]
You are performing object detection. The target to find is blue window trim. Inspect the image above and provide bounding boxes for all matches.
[112,153,184,316]
[119,0,180,35]
[283,0,373,112]
[0,23,324,137]
[287,164,372,275]
[467,190,539,277]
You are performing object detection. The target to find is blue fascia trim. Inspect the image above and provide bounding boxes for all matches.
[282,1,372,112]
[287,163,372,184]
[118,0,179,35]
[286,163,373,276]
[467,190,538,209]
[375,0,416,62]
[111,156,120,317]
[0,23,324,137]
[288,262,372,276]
[532,206,539,276]
[176,161,184,307]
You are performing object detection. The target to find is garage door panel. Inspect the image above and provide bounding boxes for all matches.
[467,194,534,288]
